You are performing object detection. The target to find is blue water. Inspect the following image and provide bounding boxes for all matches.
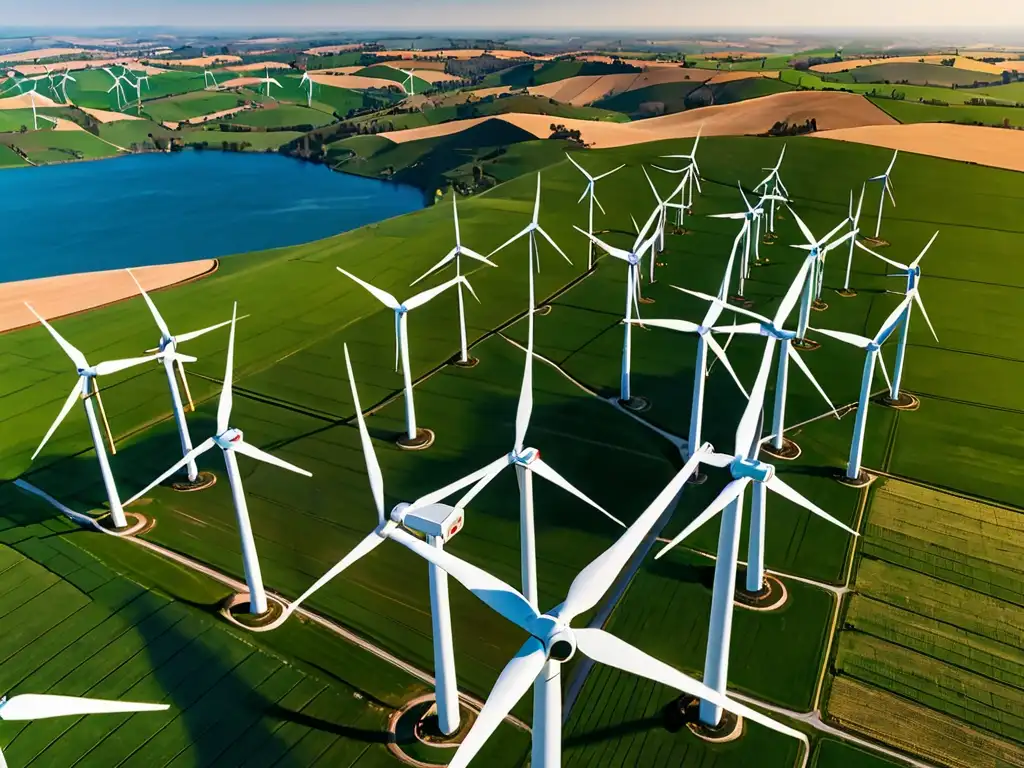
[0,151,424,282]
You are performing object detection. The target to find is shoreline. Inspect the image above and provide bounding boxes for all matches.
[0,259,219,334]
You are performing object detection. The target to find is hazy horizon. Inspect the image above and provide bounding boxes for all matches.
[3,0,1023,33]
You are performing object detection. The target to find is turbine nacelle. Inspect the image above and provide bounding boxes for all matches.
[392,501,465,543]
[544,624,577,662]
[730,457,775,483]
[214,428,243,450]
[759,323,796,342]
[511,446,540,467]
[626,253,641,266]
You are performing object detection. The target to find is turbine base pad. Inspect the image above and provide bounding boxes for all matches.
[835,288,858,298]
[171,471,217,492]
[666,697,743,743]
[879,392,920,411]
[836,468,875,489]
[760,437,802,461]
[791,338,821,352]
[451,356,480,369]
[221,592,285,630]
[619,395,651,413]
[536,305,553,317]
[397,428,436,451]
[861,236,890,248]
[811,299,829,312]
[735,572,789,612]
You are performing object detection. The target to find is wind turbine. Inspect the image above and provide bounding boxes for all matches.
[275,344,471,736]
[299,71,314,107]
[681,255,838,460]
[259,66,282,99]
[660,126,703,216]
[55,69,76,104]
[753,144,789,237]
[575,207,661,409]
[393,443,807,768]
[399,303,624,615]
[128,269,235,486]
[24,304,157,530]
[400,68,417,95]
[787,206,849,343]
[0,693,167,767]
[810,297,908,484]
[126,305,312,615]
[709,185,785,301]
[203,69,218,89]
[652,161,701,233]
[827,185,866,297]
[119,70,143,114]
[643,167,685,267]
[565,152,624,270]
[488,173,571,312]
[102,67,131,111]
[337,269,469,447]
[867,150,897,240]
[657,316,857,727]
[857,233,939,407]
[411,193,497,366]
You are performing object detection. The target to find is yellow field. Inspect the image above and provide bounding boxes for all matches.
[828,677,1024,768]
[812,55,1024,74]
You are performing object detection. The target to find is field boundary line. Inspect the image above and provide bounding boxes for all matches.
[864,465,1024,515]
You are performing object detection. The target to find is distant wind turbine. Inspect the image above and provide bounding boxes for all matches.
[868,150,898,240]
[565,153,624,270]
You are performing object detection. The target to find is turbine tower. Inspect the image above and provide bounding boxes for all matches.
[25,304,157,530]
[337,268,469,448]
[565,152,624,270]
[128,269,235,485]
[400,68,417,95]
[660,126,703,218]
[259,66,282,99]
[642,167,686,265]
[203,69,218,89]
[753,144,788,237]
[787,206,849,342]
[299,71,314,107]
[828,185,866,297]
[868,150,898,240]
[411,193,497,367]
[127,305,313,615]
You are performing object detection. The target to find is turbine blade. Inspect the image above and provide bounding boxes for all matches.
[911,231,939,268]
[705,333,748,398]
[126,437,217,505]
[810,327,871,348]
[514,312,534,452]
[855,240,906,271]
[789,347,838,417]
[127,269,171,339]
[535,225,571,265]
[283,529,390,619]
[443,638,546,768]
[175,318,234,344]
[0,694,168,721]
[406,454,510,515]
[487,224,532,260]
[454,456,508,509]
[642,166,662,203]
[33,377,85,460]
[405,274,463,310]
[594,164,625,181]
[657,478,751,559]
[774,257,813,327]
[671,286,769,325]
[785,205,816,246]
[452,193,461,246]
[337,268,400,309]
[875,350,893,392]
[766,475,858,537]
[576,185,589,205]
[532,173,542,224]
[24,304,87,369]
[564,151,590,178]
[93,355,156,377]
[410,248,457,287]
[572,226,630,261]
[574,628,806,743]
[876,297,912,344]
[559,445,710,621]
[736,337,778,451]
[530,458,623,528]
[344,344,385,523]
[458,246,498,268]
[630,318,701,334]
[914,292,939,342]
[232,439,311,477]
[216,304,237,434]
[593,191,606,217]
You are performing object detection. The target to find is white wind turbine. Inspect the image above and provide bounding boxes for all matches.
[575,207,661,408]
[275,344,471,736]
[259,66,282,99]
[826,185,867,297]
[564,153,624,270]
[55,69,76,104]
[681,254,838,460]
[299,71,314,107]
[753,144,788,237]
[400,68,417,95]
[657,307,857,726]
[126,305,312,615]
[709,185,786,300]
[810,297,908,484]
[25,304,157,530]
[399,302,624,615]
[652,161,701,232]
[411,193,497,366]
[787,206,850,343]
[103,67,129,111]
[660,126,703,218]
[128,270,235,485]
[0,693,168,767]
[642,168,685,269]
[337,268,469,446]
[394,444,807,768]
[203,69,218,89]
[868,150,897,240]
[857,233,939,405]
[488,173,572,311]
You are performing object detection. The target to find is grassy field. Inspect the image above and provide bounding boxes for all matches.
[0,109,59,133]
[811,738,908,768]
[849,62,1003,87]
[224,104,335,129]
[178,129,306,151]
[868,97,1024,127]
[96,119,173,149]
[1,129,121,163]
[3,133,1023,766]
[142,92,251,124]
[780,68,1024,105]
[0,143,29,167]
[353,66,432,95]
[595,82,706,116]
[0,485,531,768]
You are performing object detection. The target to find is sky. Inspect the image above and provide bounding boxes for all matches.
[3,0,1022,31]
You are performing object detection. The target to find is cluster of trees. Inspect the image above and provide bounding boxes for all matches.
[549,123,585,144]
[766,118,817,136]
[192,139,255,153]
[792,55,842,71]
[940,58,956,67]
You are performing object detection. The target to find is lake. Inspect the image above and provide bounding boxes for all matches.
[0,151,424,282]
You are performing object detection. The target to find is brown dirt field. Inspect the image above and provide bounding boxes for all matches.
[462,86,515,100]
[223,61,293,72]
[707,70,782,84]
[215,77,263,89]
[576,55,690,70]
[380,91,896,148]
[307,66,362,76]
[80,107,144,123]
[0,48,86,64]
[0,92,60,110]
[0,260,218,335]
[52,118,83,132]
[181,106,251,126]
[530,68,713,106]
[15,59,166,76]
[374,59,449,72]
[827,677,1024,768]
[308,73,402,91]
[147,55,241,67]
[814,123,1024,173]
[813,55,1023,75]
[406,70,463,84]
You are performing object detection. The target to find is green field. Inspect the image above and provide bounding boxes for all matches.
[780,68,1024,105]
[0,143,29,167]
[3,124,1023,767]
[1,129,120,163]
[869,97,1024,127]
[224,104,335,129]
[849,62,1003,87]
[481,59,641,89]
[353,65,432,94]
[180,129,306,151]
[0,109,57,133]
[96,119,173,149]
[143,92,251,123]
[811,738,909,768]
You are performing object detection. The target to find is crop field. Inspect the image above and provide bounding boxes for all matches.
[3,129,120,163]
[869,97,1024,127]
[0,109,60,133]
[824,479,1024,765]
[0,144,28,167]
[595,82,706,116]
[187,129,307,151]
[142,92,251,123]
[96,119,173,148]
[2,130,1023,766]
[849,62,1001,87]
[780,68,1024,104]
[352,66,432,94]
[812,738,907,768]
[0,484,530,767]
[225,104,335,129]
[135,71,209,101]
